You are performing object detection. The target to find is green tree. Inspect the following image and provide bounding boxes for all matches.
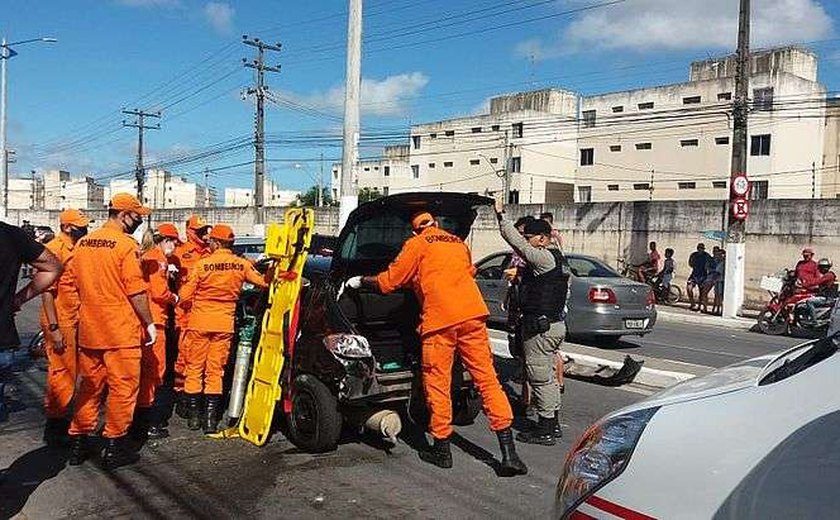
[296,185,333,207]
[359,187,383,203]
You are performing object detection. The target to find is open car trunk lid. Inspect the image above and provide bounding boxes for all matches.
[330,192,492,278]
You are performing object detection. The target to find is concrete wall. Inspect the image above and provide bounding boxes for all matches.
[10,198,840,310]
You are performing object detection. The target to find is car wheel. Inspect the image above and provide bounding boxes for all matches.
[665,286,682,305]
[288,374,342,453]
[758,310,789,336]
[452,387,482,426]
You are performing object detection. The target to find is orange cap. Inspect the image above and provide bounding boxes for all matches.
[209,224,235,242]
[110,192,151,215]
[410,211,434,231]
[156,223,180,240]
[187,215,210,231]
[59,209,90,227]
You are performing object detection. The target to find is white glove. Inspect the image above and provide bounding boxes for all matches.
[173,294,180,305]
[168,264,180,274]
[145,324,157,347]
[346,276,363,290]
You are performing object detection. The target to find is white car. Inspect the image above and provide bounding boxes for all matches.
[556,332,840,519]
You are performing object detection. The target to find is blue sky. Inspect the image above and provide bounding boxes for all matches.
[4,0,840,194]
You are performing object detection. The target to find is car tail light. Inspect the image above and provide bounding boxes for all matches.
[589,287,617,304]
[646,289,655,306]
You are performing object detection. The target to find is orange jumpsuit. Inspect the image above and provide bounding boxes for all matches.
[69,221,148,439]
[39,233,80,419]
[179,248,266,395]
[376,226,513,440]
[139,246,177,408]
[172,238,210,391]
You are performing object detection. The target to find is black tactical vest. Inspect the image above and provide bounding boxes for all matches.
[520,248,569,320]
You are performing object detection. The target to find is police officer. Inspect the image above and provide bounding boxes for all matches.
[495,197,569,445]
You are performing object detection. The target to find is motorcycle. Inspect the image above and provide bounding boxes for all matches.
[758,269,838,336]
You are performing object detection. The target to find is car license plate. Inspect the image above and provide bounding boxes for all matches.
[625,319,645,329]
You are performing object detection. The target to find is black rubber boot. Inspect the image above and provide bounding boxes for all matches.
[497,428,528,476]
[68,434,91,466]
[43,417,70,448]
[146,404,170,440]
[186,393,202,431]
[202,394,222,434]
[516,415,557,446]
[174,391,189,419]
[101,436,140,470]
[554,411,562,439]
[129,407,150,442]
[419,437,453,469]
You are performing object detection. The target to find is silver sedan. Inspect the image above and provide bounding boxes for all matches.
[474,251,657,341]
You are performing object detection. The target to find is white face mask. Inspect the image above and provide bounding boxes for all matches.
[162,241,176,258]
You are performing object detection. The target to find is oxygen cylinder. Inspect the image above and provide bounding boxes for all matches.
[227,317,256,420]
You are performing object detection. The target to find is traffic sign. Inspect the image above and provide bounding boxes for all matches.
[732,197,750,220]
[732,174,750,196]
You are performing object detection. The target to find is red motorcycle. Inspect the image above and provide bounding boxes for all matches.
[758,269,838,336]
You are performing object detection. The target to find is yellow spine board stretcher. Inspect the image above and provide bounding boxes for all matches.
[227,208,313,445]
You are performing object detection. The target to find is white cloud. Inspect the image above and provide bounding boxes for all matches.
[287,72,430,117]
[520,0,833,57]
[203,2,235,34]
[117,0,181,7]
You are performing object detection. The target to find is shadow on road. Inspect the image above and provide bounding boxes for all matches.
[0,446,68,518]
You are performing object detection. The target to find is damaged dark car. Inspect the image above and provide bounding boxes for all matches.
[285,192,491,452]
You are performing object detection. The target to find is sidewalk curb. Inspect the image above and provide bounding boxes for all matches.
[656,308,757,330]
[489,337,699,391]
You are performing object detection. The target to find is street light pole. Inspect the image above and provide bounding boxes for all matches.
[0,36,57,220]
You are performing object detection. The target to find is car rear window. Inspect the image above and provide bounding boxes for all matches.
[567,256,620,278]
[339,214,466,263]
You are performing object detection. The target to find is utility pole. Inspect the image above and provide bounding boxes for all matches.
[204,167,210,208]
[503,130,512,203]
[338,0,363,229]
[319,151,324,207]
[122,108,160,203]
[811,161,816,199]
[3,148,14,210]
[723,0,750,319]
[243,35,282,228]
[649,169,654,201]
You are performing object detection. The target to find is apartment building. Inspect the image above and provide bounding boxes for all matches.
[223,179,299,208]
[43,169,105,210]
[106,169,213,209]
[7,176,44,209]
[577,47,826,202]
[330,144,413,200]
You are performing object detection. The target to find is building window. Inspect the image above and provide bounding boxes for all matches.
[683,96,701,105]
[510,157,521,173]
[508,190,520,204]
[383,166,390,177]
[489,157,499,164]
[633,183,651,191]
[750,134,771,156]
[678,182,696,190]
[471,127,482,134]
[444,161,454,167]
[753,87,774,111]
[638,102,654,110]
[608,184,619,191]
[411,165,419,179]
[612,106,624,113]
[582,110,596,128]
[578,186,592,202]
[469,159,480,166]
[680,139,699,147]
[374,166,379,171]
[713,181,727,189]
[412,135,421,149]
[512,122,524,138]
[609,145,622,152]
[363,167,370,172]
[718,92,732,101]
[491,124,500,132]
[383,187,390,196]
[430,132,437,139]
[580,148,594,166]
[751,180,769,200]
[635,142,652,150]
[428,163,436,169]
[445,130,455,137]
[715,136,730,145]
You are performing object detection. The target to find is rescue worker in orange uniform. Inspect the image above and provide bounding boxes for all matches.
[172,215,211,416]
[39,209,90,446]
[346,212,527,476]
[68,193,156,470]
[133,223,181,440]
[178,224,267,433]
